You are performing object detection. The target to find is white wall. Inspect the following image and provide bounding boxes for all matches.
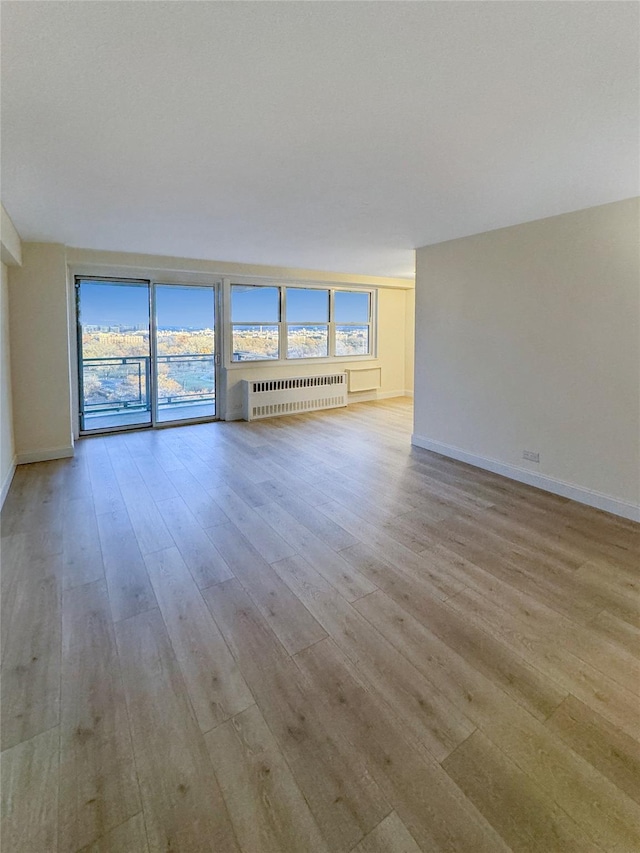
[65,247,411,290]
[9,243,74,463]
[404,287,415,396]
[1,204,22,267]
[413,198,640,521]
[1,204,21,504]
[1,262,16,502]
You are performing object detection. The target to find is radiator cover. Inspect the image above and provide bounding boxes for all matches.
[242,373,348,421]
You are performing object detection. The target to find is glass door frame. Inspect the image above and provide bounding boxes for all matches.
[151,282,219,429]
[75,275,221,436]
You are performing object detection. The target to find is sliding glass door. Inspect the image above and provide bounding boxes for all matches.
[77,278,217,434]
[154,284,216,424]
[77,279,152,432]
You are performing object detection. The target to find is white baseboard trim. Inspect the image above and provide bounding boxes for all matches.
[16,445,74,465]
[347,389,407,403]
[411,434,640,523]
[0,457,17,508]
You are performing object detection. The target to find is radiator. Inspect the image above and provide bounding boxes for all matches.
[242,373,348,421]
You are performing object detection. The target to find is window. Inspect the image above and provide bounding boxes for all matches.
[334,290,371,356]
[229,283,373,362]
[231,285,280,361]
[286,288,329,358]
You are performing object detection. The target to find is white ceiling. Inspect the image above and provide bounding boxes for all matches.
[1,2,638,279]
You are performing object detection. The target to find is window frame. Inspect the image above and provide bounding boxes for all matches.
[284,286,330,360]
[226,280,376,367]
[332,289,373,359]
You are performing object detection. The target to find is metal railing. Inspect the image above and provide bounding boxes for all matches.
[156,353,215,407]
[81,353,215,416]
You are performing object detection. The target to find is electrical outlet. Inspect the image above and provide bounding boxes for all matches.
[523,450,540,463]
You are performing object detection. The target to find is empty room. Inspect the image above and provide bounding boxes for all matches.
[1,2,639,852]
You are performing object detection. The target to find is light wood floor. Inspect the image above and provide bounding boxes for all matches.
[2,398,639,852]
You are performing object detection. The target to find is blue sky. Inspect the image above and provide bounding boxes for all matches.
[79,281,214,329]
[80,280,369,328]
[231,286,279,323]
[287,288,328,323]
[156,285,214,328]
[232,286,369,323]
[334,291,369,324]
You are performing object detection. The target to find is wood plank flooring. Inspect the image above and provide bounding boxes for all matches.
[1,397,639,852]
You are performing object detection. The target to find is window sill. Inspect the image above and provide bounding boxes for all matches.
[225,354,377,369]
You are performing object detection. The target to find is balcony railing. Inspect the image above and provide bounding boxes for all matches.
[81,353,215,416]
